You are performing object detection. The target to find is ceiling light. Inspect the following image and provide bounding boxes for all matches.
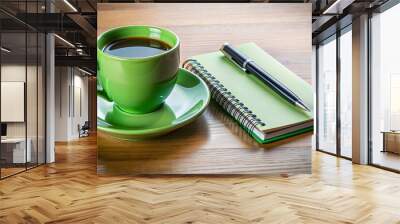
[76,48,85,55]
[63,0,78,12]
[1,47,11,53]
[323,0,355,15]
[78,67,92,76]
[54,34,75,48]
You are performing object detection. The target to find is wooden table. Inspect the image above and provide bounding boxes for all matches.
[97,3,312,175]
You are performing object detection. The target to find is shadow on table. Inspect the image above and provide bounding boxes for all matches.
[97,114,210,175]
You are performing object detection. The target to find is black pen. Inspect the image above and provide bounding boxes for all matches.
[220,43,311,112]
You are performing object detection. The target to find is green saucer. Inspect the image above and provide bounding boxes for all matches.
[97,68,210,140]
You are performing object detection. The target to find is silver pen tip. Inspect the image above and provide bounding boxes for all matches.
[295,102,311,112]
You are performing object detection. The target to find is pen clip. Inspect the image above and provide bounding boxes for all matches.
[242,58,254,73]
[220,46,247,72]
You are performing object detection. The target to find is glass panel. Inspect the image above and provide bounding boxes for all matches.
[371,4,400,171]
[339,28,352,158]
[1,11,27,177]
[26,0,39,169]
[0,1,46,178]
[27,30,38,169]
[38,32,45,165]
[317,37,337,154]
[36,0,46,165]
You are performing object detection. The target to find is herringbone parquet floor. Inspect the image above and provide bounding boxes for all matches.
[1,136,400,224]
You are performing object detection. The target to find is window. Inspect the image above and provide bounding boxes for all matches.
[339,27,352,158]
[316,25,353,159]
[0,23,28,177]
[317,36,337,154]
[370,3,400,171]
[0,1,46,179]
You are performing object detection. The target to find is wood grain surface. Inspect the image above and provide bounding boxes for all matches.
[97,3,312,175]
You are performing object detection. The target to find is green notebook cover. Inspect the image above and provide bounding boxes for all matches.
[187,42,313,143]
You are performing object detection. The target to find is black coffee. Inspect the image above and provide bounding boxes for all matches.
[103,37,171,58]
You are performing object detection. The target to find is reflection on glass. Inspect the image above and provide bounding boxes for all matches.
[371,3,400,171]
[1,30,27,177]
[27,0,40,169]
[318,37,337,154]
[38,32,46,165]
[0,1,47,179]
[340,29,352,158]
[27,31,38,169]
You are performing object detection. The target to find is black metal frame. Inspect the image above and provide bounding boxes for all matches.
[315,44,319,151]
[367,10,373,166]
[336,23,341,158]
[25,2,28,172]
[0,0,47,180]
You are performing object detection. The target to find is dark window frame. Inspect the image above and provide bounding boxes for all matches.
[0,0,47,180]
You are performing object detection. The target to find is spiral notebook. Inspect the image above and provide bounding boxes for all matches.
[183,42,313,143]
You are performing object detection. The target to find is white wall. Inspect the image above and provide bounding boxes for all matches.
[1,63,46,164]
[1,65,29,138]
[1,65,26,146]
[1,82,25,122]
[55,66,69,141]
[72,73,89,138]
[54,67,89,141]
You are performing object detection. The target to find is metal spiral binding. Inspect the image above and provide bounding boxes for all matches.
[183,59,265,136]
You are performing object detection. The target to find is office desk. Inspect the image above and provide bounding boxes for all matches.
[382,131,400,154]
[97,3,312,175]
[1,138,31,164]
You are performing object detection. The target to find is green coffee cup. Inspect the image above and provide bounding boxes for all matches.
[97,25,180,114]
